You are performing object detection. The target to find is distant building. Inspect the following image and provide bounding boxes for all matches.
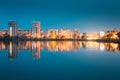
[100,31,105,37]
[72,29,80,39]
[0,30,8,38]
[31,21,40,38]
[8,21,18,37]
[18,30,30,38]
[105,29,119,39]
[58,29,73,39]
[82,33,98,40]
[46,29,57,39]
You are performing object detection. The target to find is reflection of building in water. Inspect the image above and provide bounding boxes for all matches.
[46,41,58,51]
[8,41,18,60]
[45,41,80,51]
[30,41,41,59]
[18,41,30,50]
[106,43,118,52]
[81,41,120,52]
[117,44,120,51]
[58,41,72,51]
[72,41,80,51]
[36,42,41,58]
[81,41,99,49]
[99,43,105,51]
[0,42,7,50]
[0,41,120,60]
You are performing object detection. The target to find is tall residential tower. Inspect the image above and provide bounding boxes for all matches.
[31,21,41,38]
[8,21,18,37]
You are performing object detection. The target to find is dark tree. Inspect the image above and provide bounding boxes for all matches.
[117,32,120,39]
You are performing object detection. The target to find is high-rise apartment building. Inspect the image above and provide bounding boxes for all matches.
[31,21,40,38]
[8,21,18,37]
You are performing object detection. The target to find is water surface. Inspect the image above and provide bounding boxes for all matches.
[0,41,120,80]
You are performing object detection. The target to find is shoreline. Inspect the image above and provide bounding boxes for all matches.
[0,38,120,43]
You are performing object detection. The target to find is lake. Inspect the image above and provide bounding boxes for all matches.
[0,41,120,80]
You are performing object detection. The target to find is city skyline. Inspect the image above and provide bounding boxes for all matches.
[0,19,120,33]
[0,20,120,32]
[1,0,120,80]
[0,20,120,41]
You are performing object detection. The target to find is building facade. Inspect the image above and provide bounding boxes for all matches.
[31,21,40,38]
[8,21,18,37]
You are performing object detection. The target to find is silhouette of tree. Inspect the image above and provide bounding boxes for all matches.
[117,32,120,39]
[107,33,113,39]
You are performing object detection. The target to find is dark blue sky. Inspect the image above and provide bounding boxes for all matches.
[0,0,120,32]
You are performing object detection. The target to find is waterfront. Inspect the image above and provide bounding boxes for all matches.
[0,41,120,80]
[0,21,120,41]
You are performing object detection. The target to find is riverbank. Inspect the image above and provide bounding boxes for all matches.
[0,38,120,43]
[95,39,120,43]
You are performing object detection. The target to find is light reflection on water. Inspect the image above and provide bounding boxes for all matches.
[0,41,120,80]
[0,41,119,60]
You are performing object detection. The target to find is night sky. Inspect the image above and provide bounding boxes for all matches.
[0,0,120,33]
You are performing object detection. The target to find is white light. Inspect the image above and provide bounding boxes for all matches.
[100,31,105,37]
[10,27,12,36]
[10,42,12,56]
[100,43,105,51]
